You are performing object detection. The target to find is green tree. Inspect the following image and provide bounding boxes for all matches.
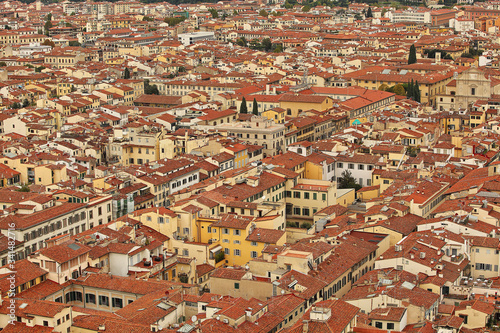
[164,16,185,26]
[208,8,218,18]
[338,170,361,191]
[22,99,29,107]
[142,16,154,21]
[366,7,373,17]
[35,66,45,73]
[262,38,272,52]
[300,222,312,229]
[68,41,81,47]
[407,79,414,99]
[44,14,53,36]
[233,9,238,16]
[259,9,268,17]
[378,83,389,91]
[408,44,417,64]
[11,102,21,109]
[252,98,258,115]
[240,97,248,114]
[414,81,421,103]
[354,13,363,21]
[179,274,188,283]
[249,39,262,50]
[124,67,131,79]
[393,84,406,96]
[144,79,159,95]
[302,5,311,12]
[236,37,247,47]
[0,62,6,67]
[215,251,225,263]
[273,45,283,53]
[17,184,30,192]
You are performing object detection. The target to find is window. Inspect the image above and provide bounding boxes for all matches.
[337,163,343,168]
[233,230,240,236]
[293,192,301,199]
[99,295,109,306]
[322,194,326,201]
[251,241,257,246]
[234,249,241,256]
[459,314,468,324]
[85,293,96,304]
[112,297,123,308]
[471,87,475,96]
[383,180,390,184]
[358,165,364,170]
[387,323,394,330]
[251,251,258,258]
[234,282,240,289]
[348,163,354,169]
[43,320,49,327]
[375,322,383,329]
[223,228,229,235]
[476,263,492,271]
[313,193,317,200]
[304,192,310,199]
[224,248,230,255]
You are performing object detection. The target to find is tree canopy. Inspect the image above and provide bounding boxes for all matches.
[240,97,248,114]
[252,98,258,116]
[408,44,417,64]
[338,170,361,191]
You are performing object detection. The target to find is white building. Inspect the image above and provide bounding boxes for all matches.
[387,10,431,24]
[335,154,382,187]
[178,32,215,46]
[449,18,475,32]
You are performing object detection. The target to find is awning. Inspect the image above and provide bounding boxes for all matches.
[210,245,222,253]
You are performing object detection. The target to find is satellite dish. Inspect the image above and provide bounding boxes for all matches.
[191,315,197,323]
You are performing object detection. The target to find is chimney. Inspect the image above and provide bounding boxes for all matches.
[302,320,309,333]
